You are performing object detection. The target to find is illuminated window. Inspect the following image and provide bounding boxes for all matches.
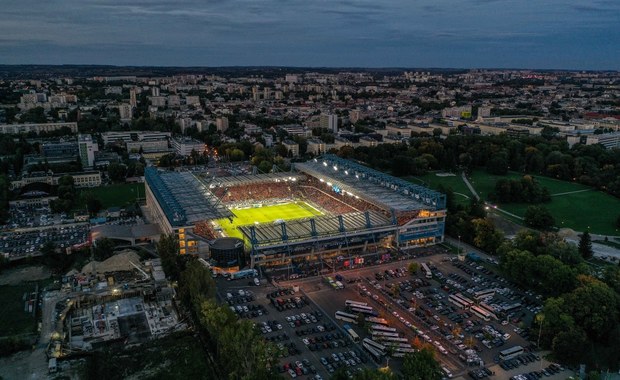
[179,240,186,247]
[180,248,186,255]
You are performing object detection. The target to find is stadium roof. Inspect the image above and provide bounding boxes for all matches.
[200,172,305,188]
[238,210,393,246]
[145,167,232,227]
[295,155,445,212]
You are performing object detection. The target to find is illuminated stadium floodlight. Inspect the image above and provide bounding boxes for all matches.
[333,165,338,171]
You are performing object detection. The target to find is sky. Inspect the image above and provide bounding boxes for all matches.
[1,0,619,70]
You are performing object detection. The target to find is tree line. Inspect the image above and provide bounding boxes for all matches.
[498,230,620,369]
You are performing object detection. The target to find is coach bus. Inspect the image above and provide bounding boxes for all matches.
[470,305,492,321]
[376,336,409,343]
[382,342,413,349]
[345,300,368,308]
[473,289,495,300]
[454,293,474,308]
[335,311,358,324]
[393,347,416,354]
[362,341,384,362]
[502,303,522,313]
[343,324,360,343]
[421,263,432,279]
[370,324,397,333]
[365,316,389,325]
[499,345,524,361]
[449,294,470,309]
[371,331,401,338]
[349,305,378,316]
[479,303,499,319]
[363,338,386,355]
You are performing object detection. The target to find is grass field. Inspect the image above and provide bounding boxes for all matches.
[406,172,471,204]
[79,183,145,209]
[217,202,323,238]
[408,170,620,235]
[0,283,36,337]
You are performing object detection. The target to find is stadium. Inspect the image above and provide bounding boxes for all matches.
[145,155,446,272]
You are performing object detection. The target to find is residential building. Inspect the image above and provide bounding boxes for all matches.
[78,134,98,168]
[282,139,299,157]
[171,137,206,156]
[320,113,338,133]
[0,122,78,135]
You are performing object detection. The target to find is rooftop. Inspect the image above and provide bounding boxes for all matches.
[295,155,445,212]
[145,167,232,227]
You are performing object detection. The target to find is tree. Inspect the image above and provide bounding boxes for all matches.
[407,262,419,275]
[157,234,181,280]
[578,231,593,260]
[93,238,115,261]
[107,163,127,182]
[552,328,587,366]
[179,259,216,313]
[472,218,504,254]
[524,205,555,230]
[84,193,103,215]
[401,347,443,380]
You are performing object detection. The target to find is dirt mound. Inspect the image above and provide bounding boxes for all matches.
[81,250,141,274]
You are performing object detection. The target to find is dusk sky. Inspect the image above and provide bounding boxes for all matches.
[1,0,619,69]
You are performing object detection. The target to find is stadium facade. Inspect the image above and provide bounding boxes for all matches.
[145,155,446,270]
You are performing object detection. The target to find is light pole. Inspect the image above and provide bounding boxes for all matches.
[536,313,545,371]
[458,235,461,255]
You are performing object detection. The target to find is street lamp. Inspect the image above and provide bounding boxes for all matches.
[458,235,461,255]
[536,313,545,371]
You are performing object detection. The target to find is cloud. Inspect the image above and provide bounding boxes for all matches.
[0,0,617,69]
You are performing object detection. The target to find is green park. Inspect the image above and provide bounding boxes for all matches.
[408,170,620,236]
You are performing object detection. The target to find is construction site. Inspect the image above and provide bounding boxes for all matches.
[47,250,185,362]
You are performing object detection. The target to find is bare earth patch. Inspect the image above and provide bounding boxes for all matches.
[0,266,51,286]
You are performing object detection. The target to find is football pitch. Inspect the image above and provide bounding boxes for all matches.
[217,202,323,239]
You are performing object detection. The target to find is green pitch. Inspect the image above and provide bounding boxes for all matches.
[216,202,323,239]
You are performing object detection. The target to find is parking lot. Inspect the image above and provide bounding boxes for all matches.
[276,250,558,379]
[1,224,90,259]
[217,279,373,380]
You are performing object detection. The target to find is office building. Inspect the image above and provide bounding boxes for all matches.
[78,134,98,168]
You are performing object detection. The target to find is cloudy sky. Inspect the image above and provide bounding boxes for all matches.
[1,0,619,69]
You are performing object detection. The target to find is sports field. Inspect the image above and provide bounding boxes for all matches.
[217,202,323,239]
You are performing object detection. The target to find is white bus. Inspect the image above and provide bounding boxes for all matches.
[363,342,384,362]
[343,324,360,343]
[371,331,401,338]
[345,300,368,308]
[449,294,470,309]
[421,263,432,279]
[479,303,499,320]
[335,311,358,324]
[393,347,416,354]
[499,345,524,361]
[382,342,413,349]
[376,336,409,343]
[454,293,474,308]
[470,305,492,321]
[370,324,397,333]
[349,306,378,316]
[365,316,389,325]
[473,289,495,300]
[363,338,386,354]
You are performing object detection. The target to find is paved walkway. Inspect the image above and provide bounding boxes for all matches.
[551,189,592,197]
[461,172,480,201]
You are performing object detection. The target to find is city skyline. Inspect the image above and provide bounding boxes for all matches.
[1,0,619,70]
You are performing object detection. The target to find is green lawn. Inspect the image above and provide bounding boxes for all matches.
[217,202,323,238]
[79,183,145,209]
[405,172,471,203]
[0,283,36,337]
[468,170,620,236]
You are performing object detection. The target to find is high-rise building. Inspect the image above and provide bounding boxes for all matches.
[151,87,160,97]
[78,134,98,168]
[118,104,133,121]
[129,88,138,107]
[320,114,338,133]
[216,117,229,132]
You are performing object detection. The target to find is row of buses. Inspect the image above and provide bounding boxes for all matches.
[448,293,498,321]
[336,300,415,362]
